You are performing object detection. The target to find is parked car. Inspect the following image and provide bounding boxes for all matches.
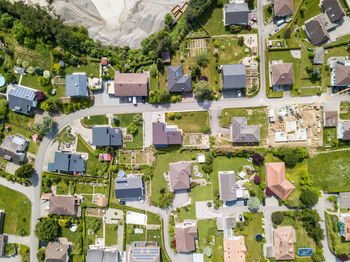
[262,198,266,206]
[276,19,285,26]
[244,199,248,206]
[132,96,137,106]
[250,17,257,22]
[142,96,146,103]
[239,214,243,221]
[237,90,242,97]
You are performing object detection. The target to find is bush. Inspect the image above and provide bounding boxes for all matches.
[193,81,214,101]
[175,113,182,119]
[35,218,60,241]
[271,212,284,225]
[252,153,264,166]
[15,164,33,178]
[127,123,138,135]
[202,125,211,134]
[202,164,213,173]
[254,175,261,184]
[167,112,175,120]
[238,36,244,46]
[300,189,319,207]
[196,53,209,67]
[217,0,223,7]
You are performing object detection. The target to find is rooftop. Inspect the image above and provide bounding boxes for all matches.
[231,117,260,143]
[274,0,293,16]
[224,236,246,262]
[224,3,249,26]
[46,242,69,262]
[152,122,182,146]
[169,161,192,191]
[219,171,237,202]
[175,223,197,253]
[66,73,88,97]
[273,226,296,260]
[114,72,148,97]
[92,127,123,147]
[49,196,76,216]
[167,66,192,93]
[222,64,247,90]
[7,84,38,115]
[304,16,329,46]
[271,63,294,86]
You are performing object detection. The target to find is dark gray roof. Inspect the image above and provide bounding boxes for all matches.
[304,16,329,45]
[92,127,123,147]
[53,152,85,173]
[222,64,246,90]
[115,177,144,200]
[219,171,237,201]
[313,47,324,65]
[86,249,119,262]
[224,3,249,26]
[322,0,345,23]
[66,74,88,97]
[231,117,260,143]
[152,122,182,146]
[0,135,28,164]
[8,84,37,115]
[167,66,192,93]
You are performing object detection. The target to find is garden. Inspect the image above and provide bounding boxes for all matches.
[326,212,350,256]
[165,111,209,133]
[81,115,108,128]
[112,113,143,149]
[340,101,350,120]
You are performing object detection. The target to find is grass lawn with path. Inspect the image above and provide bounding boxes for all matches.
[323,127,338,147]
[112,113,143,149]
[340,101,350,120]
[85,217,103,245]
[0,184,31,235]
[65,62,99,78]
[81,115,108,128]
[125,224,146,244]
[105,224,118,246]
[166,111,209,133]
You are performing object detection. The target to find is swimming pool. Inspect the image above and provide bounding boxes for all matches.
[118,171,125,177]
[0,75,5,87]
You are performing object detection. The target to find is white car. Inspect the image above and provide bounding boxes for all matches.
[237,90,242,97]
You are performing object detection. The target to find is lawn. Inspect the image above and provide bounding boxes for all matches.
[166,111,209,133]
[234,212,264,261]
[75,183,94,194]
[65,62,99,78]
[105,224,118,246]
[61,225,83,255]
[112,113,143,149]
[340,101,350,120]
[85,217,103,245]
[147,212,161,225]
[81,115,108,128]
[191,185,213,202]
[125,224,146,244]
[326,212,350,255]
[263,4,273,24]
[7,110,34,127]
[119,152,132,165]
[323,127,338,147]
[219,107,268,145]
[0,184,31,235]
[308,150,350,191]
[176,203,196,221]
[295,0,322,27]
[146,229,161,242]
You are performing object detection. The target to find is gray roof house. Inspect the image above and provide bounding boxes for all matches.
[66,73,88,97]
[224,3,249,26]
[115,177,144,201]
[7,84,38,115]
[169,161,192,191]
[45,242,70,262]
[219,171,237,202]
[49,196,76,216]
[339,192,350,209]
[92,127,123,147]
[313,47,324,65]
[86,249,119,262]
[222,64,246,90]
[231,117,260,144]
[50,152,85,174]
[0,135,28,165]
[167,66,192,93]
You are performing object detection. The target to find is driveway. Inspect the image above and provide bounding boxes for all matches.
[143,112,153,149]
[328,16,350,42]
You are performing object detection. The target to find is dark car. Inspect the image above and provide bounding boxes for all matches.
[262,198,266,206]
[239,214,243,221]
[142,96,146,103]
[244,199,248,206]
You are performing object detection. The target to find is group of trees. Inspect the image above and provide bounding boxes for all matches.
[273,147,308,168]
[33,116,54,136]
[193,80,215,100]
[14,164,33,179]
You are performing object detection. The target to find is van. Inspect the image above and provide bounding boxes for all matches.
[276,19,285,26]
[132,96,137,105]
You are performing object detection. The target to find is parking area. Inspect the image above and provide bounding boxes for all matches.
[328,16,350,42]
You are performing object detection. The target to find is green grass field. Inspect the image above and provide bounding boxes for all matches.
[65,63,99,78]
[112,113,143,149]
[340,101,350,120]
[105,224,118,246]
[81,115,108,127]
[85,217,103,245]
[125,224,146,244]
[0,185,31,235]
[323,128,338,147]
[166,111,209,133]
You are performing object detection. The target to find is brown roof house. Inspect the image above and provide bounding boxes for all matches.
[114,72,148,97]
[322,0,345,23]
[169,161,191,192]
[224,236,246,262]
[231,117,260,144]
[273,226,296,260]
[266,162,295,201]
[174,222,197,253]
[271,63,294,88]
[323,111,338,127]
[304,16,329,45]
[0,135,28,165]
[219,171,237,203]
[334,65,350,86]
[45,242,69,262]
[274,0,293,17]
[152,122,182,147]
[49,196,77,216]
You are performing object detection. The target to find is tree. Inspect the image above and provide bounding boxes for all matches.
[53,63,61,73]
[87,218,101,233]
[35,91,46,102]
[311,67,321,79]
[133,114,143,125]
[164,13,173,26]
[40,99,59,112]
[150,64,158,78]
[127,123,138,135]
[202,164,213,173]
[254,175,261,184]
[34,67,43,76]
[167,112,175,120]
[205,152,214,165]
[14,164,33,178]
[35,218,60,241]
[248,197,260,211]
[0,99,8,121]
[300,189,319,207]
[238,36,244,46]
[113,116,119,125]
[196,54,209,67]
[202,125,211,134]
[193,81,214,101]
[33,116,54,136]
[38,76,50,87]
[252,153,264,166]
[300,209,324,245]
[271,211,284,225]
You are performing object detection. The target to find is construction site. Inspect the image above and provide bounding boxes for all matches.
[268,104,323,148]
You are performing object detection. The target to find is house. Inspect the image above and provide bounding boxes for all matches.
[224,236,246,262]
[339,121,350,140]
[49,152,85,174]
[219,171,237,202]
[174,223,197,253]
[99,153,112,162]
[127,242,160,262]
[101,57,108,66]
[0,135,28,164]
[273,226,296,260]
[274,0,293,17]
[266,162,295,201]
[161,52,171,64]
[152,122,182,147]
[217,217,236,238]
[0,234,4,257]
[271,63,294,87]
[114,72,148,97]
[322,0,345,23]
[169,161,192,192]
[7,84,38,115]
[339,192,350,209]
[231,117,260,144]
[223,3,249,26]
[313,47,324,65]
[45,242,69,262]
[167,66,192,93]
[49,196,76,216]
[222,64,246,90]
[345,217,350,241]
[323,111,338,127]
[334,65,350,86]
[86,249,119,262]
[65,73,88,97]
[304,16,329,45]
[92,127,123,147]
[115,176,144,201]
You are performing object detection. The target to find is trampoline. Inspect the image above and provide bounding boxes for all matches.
[0,75,5,87]
[118,171,125,177]
[255,234,263,242]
